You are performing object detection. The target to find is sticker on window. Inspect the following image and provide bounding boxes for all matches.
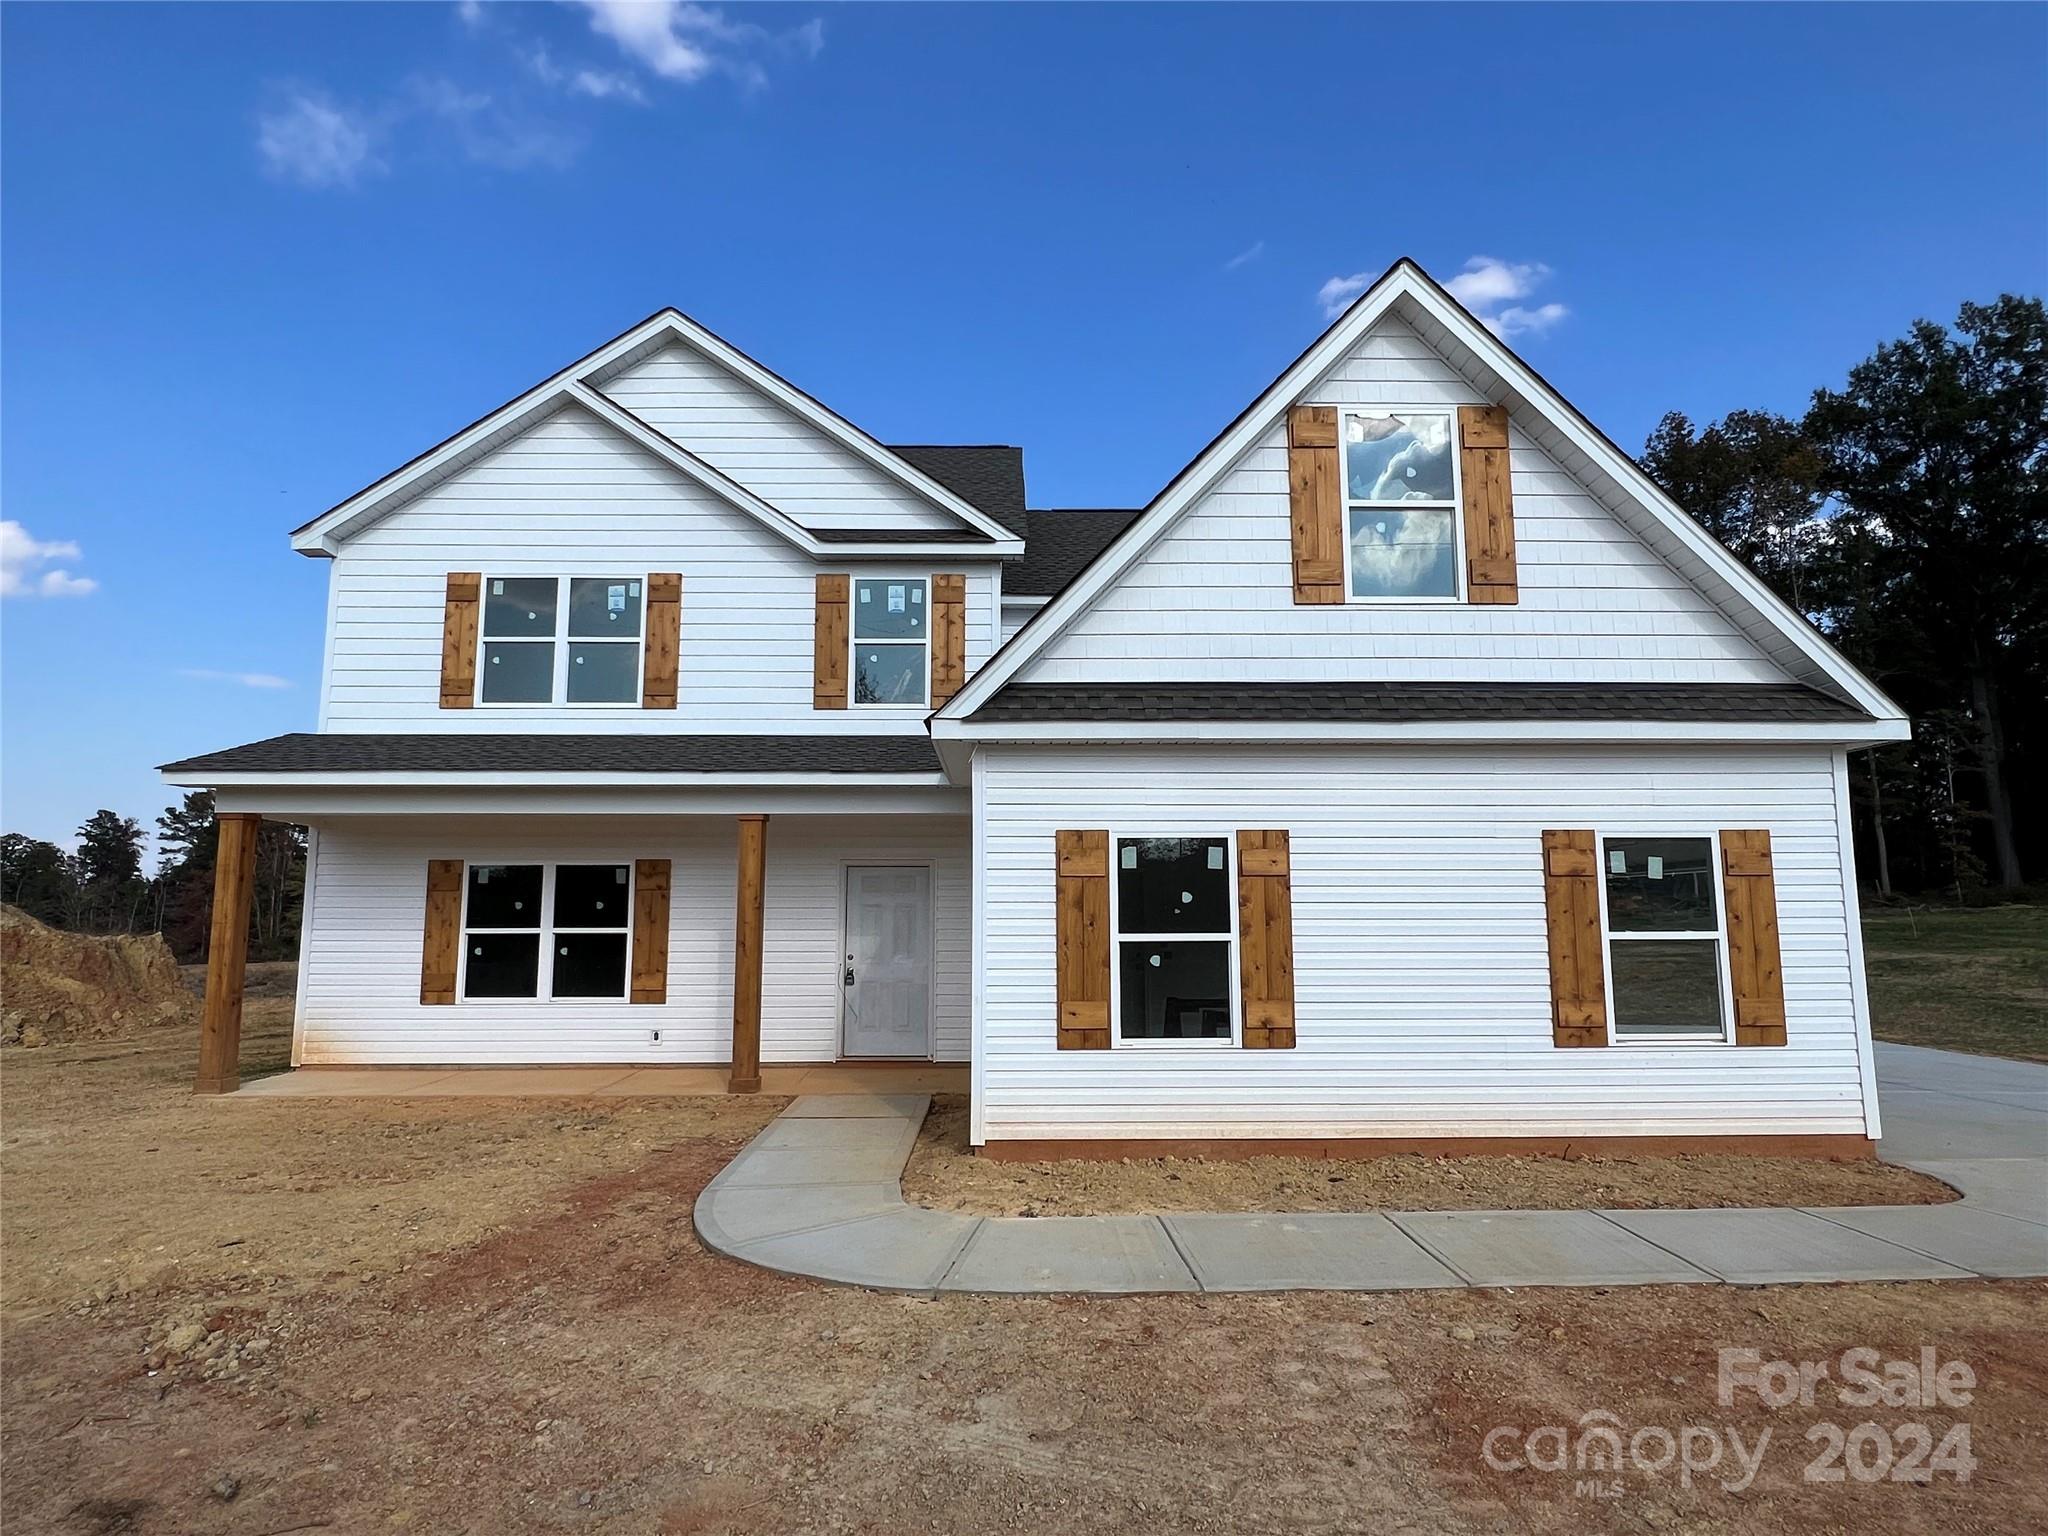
[1610,849,1627,875]
[607,584,626,613]
[1121,845,1138,869]
[888,584,907,614]
[1647,855,1664,880]
[1207,846,1224,870]
[492,580,505,596]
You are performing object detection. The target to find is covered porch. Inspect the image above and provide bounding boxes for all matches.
[189,793,971,1097]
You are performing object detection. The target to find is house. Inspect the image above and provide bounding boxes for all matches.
[162,259,1910,1157]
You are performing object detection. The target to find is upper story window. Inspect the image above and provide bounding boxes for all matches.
[480,577,643,705]
[1343,411,1461,602]
[851,577,929,706]
[1601,835,1728,1041]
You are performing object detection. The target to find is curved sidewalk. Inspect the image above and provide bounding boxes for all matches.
[692,1048,2048,1296]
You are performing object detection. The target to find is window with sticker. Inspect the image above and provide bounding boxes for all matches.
[461,863,633,1000]
[850,577,929,706]
[479,576,643,704]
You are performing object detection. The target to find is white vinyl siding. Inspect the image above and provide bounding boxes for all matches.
[1017,318,1782,687]
[597,344,961,533]
[294,814,971,1066]
[320,405,999,733]
[975,744,1875,1144]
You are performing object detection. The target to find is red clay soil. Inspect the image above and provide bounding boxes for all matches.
[4,1012,2044,1535]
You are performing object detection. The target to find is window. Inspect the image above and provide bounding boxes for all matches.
[460,863,632,1000]
[1342,411,1461,601]
[1111,836,1236,1043]
[850,577,929,706]
[1601,836,1727,1040]
[480,577,644,705]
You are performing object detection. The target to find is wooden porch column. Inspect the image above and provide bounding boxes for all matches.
[195,812,262,1095]
[729,814,768,1093]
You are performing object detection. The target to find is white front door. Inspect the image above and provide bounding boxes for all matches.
[841,865,933,1058]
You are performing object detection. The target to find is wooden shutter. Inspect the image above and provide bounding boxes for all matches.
[813,574,849,709]
[641,574,682,709]
[1287,405,1345,605]
[931,573,966,707]
[630,858,672,1004]
[1541,830,1607,1047]
[1720,830,1788,1046]
[1237,830,1296,1049]
[1055,830,1111,1049]
[1458,406,1518,604]
[420,859,463,1005]
[439,573,482,708]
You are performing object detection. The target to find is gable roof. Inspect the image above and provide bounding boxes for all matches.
[1007,509,1143,596]
[291,309,1024,558]
[935,259,1905,728]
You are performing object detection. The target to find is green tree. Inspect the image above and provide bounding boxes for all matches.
[0,834,76,924]
[73,809,148,932]
[1804,295,2047,888]
[1640,408,1831,607]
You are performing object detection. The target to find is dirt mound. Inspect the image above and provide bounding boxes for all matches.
[0,905,199,1047]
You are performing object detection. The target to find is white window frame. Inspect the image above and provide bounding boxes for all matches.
[1107,829,1241,1050]
[1331,405,1467,605]
[1594,831,1734,1047]
[455,861,635,1004]
[475,574,649,708]
[846,573,933,709]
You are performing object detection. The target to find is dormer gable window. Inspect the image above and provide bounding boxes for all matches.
[1341,411,1462,602]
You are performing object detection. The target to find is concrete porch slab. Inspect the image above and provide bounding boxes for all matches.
[1805,1203,2048,1278]
[1161,1212,1464,1292]
[1600,1207,1977,1284]
[232,1069,461,1097]
[940,1215,1197,1294]
[387,1067,641,1097]
[1388,1209,1718,1288]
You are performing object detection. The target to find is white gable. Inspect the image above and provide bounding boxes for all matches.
[1017,317,1782,687]
[595,343,960,534]
[943,261,1902,726]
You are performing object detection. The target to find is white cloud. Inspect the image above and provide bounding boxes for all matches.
[570,1,824,86]
[0,521,95,599]
[1224,240,1265,273]
[180,669,293,690]
[1315,256,1572,339]
[571,68,647,103]
[257,90,382,188]
[1444,256,1571,340]
[456,0,486,26]
[1317,271,1373,319]
[407,75,581,169]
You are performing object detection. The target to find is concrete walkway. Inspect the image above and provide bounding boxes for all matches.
[692,1044,2048,1295]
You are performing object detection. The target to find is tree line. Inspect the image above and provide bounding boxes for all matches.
[1640,294,2043,895]
[0,793,305,964]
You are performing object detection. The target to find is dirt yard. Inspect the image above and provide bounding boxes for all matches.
[901,1098,1955,1217]
[4,1007,2045,1535]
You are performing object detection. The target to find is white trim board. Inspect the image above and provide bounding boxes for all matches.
[934,259,1904,727]
[291,310,1024,557]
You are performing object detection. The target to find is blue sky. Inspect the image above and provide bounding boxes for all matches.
[3,2,2044,852]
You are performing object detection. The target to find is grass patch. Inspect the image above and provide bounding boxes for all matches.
[1862,903,2048,1061]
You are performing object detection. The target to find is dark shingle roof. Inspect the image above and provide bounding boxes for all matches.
[160,734,943,777]
[969,682,1869,725]
[1008,509,1143,596]
[887,445,1029,538]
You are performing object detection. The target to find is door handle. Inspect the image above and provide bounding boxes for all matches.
[844,954,855,988]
